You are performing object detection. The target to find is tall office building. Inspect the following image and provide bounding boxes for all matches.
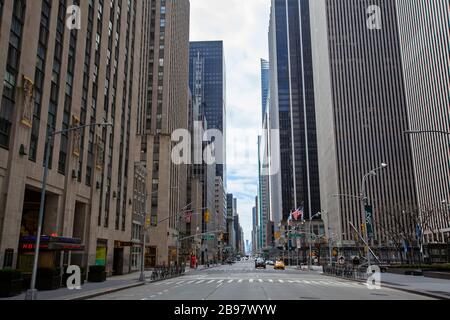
[138,0,190,266]
[310,0,418,247]
[260,59,269,117]
[396,0,450,243]
[268,0,321,231]
[0,0,142,274]
[189,41,226,184]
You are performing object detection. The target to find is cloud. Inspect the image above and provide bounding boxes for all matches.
[190,0,271,243]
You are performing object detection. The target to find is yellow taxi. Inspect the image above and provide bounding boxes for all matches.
[274,260,285,270]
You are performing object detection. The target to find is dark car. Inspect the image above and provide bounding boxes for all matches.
[255,258,266,269]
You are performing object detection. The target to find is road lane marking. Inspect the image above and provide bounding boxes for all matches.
[268,279,273,283]
[278,280,284,283]
[207,280,215,284]
[228,280,234,283]
[249,279,254,283]
[187,280,195,284]
[217,280,224,283]
[195,280,205,284]
[176,281,185,284]
[303,280,311,284]
[238,279,243,283]
[259,279,263,283]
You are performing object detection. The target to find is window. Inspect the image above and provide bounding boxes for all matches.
[0,0,26,149]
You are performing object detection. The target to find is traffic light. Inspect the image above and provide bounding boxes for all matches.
[204,210,210,223]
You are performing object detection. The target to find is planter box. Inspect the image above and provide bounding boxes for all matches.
[0,279,23,297]
[0,269,24,297]
[88,272,106,282]
[387,268,423,276]
[36,275,61,291]
[423,271,450,280]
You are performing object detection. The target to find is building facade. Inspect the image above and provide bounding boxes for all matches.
[396,0,450,243]
[310,0,418,250]
[260,58,269,118]
[137,0,190,266]
[0,0,142,274]
[268,0,321,234]
[189,41,226,184]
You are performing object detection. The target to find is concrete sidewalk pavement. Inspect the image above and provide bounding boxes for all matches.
[1,265,221,301]
[380,273,450,299]
[0,271,153,301]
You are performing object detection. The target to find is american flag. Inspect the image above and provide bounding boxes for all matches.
[292,207,304,221]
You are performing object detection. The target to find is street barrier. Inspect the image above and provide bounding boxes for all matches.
[323,265,369,281]
[150,265,186,282]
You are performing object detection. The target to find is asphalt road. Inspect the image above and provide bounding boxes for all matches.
[91,261,432,300]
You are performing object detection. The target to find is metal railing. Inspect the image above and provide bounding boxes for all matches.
[323,265,369,281]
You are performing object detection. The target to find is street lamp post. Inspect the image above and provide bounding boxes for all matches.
[360,163,388,267]
[309,212,322,270]
[25,122,113,300]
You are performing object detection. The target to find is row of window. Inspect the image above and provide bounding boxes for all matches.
[0,0,26,149]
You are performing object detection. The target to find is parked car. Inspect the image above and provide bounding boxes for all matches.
[255,258,266,269]
[274,260,286,270]
[265,260,275,266]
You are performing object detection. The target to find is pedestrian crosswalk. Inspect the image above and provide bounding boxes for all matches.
[154,278,363,287]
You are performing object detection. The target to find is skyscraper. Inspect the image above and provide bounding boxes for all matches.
[138,0,190,266]
[396,0,450,243]
[268,0,321,232]
[261,59,269,117]
[0,0,143,274]
[310,0,418,248]
[189,41,227,184]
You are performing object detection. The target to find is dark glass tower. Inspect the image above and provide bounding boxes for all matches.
[268,0,321,224]
[189,41,226,184]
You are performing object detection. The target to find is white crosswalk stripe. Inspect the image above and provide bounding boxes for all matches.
[278,280,284,283]
[249,279,254,283]
[228,280,234,283]
[207,280,215,284]
[195,280,205,284]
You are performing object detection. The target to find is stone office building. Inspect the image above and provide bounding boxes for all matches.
[0,0,143,275]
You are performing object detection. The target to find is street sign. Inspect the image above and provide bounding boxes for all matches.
[202,234,215,241]
[338,256,345,265]
[365,205,374,237]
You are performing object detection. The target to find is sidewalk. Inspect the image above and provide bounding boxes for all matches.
[0,271,152,301]
[323,270,450,299]
[1,265,222,301]
[379,273,450,299]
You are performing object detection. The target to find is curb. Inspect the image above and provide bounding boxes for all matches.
[65,281,147,300]
[67,273,188,300]
[321,273,448,300]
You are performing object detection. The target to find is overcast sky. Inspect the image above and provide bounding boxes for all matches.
[190,0,271,246]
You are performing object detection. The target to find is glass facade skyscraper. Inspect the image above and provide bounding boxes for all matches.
[261,59,269,117]
[189,41,227,184]
[268,0,321,228]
